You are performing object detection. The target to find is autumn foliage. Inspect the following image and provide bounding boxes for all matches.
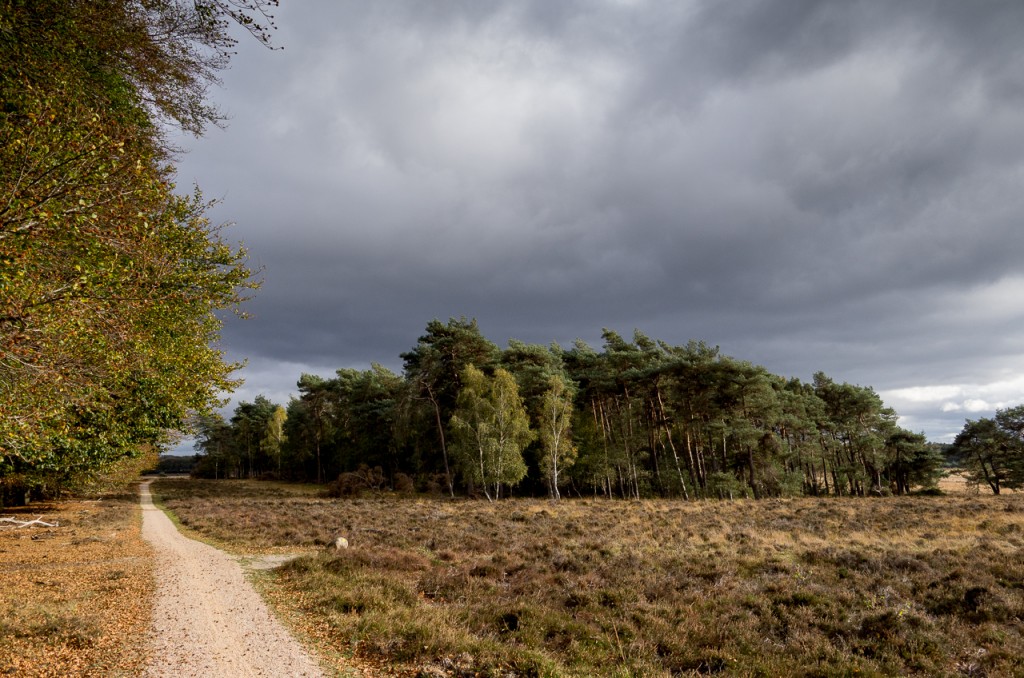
[0,1,265,500]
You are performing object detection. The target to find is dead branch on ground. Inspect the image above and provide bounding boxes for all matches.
[0,516,59,529]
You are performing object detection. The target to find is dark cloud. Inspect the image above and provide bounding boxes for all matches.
[174,0,1024,442]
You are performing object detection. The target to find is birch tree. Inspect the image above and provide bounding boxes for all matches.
[537,375,577,500]
[451,365,533,501]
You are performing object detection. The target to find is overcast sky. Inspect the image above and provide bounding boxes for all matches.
[171,0,1024,447]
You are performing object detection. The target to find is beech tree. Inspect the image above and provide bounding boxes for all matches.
[1,0,270,500]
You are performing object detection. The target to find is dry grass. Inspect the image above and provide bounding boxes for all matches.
[155,479,1024,677]
[938,471,1017,496]
[0,490,153,677]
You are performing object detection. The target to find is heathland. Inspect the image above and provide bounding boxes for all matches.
[153,478,1024,677]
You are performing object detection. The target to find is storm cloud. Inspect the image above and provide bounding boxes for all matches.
[173,0,1024,443]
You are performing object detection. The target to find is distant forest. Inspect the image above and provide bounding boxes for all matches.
[192,318,1014,500]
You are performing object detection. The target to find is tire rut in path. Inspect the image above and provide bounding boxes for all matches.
[140,481,325,677]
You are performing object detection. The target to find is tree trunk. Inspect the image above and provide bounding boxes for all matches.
[654,388,689,499]
[426,383,454,498]
[479,442,492,502]
[747,445,757,499]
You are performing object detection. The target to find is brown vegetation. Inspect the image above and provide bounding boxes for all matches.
[0,491,153,677]
[155,478,1024,676]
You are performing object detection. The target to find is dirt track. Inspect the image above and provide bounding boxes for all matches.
[140,481,324,677]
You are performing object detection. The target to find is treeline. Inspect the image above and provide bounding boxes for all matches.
[193,318,948,500]
[144,455,199,476]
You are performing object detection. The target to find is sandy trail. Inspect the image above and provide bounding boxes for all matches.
[140,481,324,677]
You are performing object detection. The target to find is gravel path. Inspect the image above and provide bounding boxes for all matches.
[140,481,325,677]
